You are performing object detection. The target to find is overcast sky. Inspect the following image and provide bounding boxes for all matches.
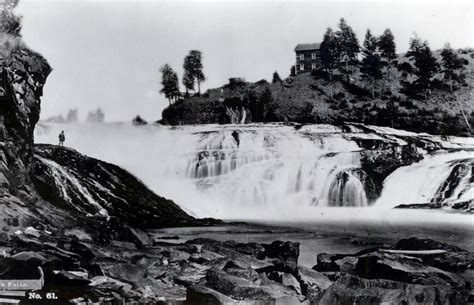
[17,0,473,122]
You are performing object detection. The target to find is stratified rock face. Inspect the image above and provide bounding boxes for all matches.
[0,34,59,229]
[32,144,197,229]
[0,37,51,188]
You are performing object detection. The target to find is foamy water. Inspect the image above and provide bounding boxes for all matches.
[34,122,473,226]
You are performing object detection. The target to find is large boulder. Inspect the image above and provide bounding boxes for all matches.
[394,237,474,272]
[354,252,469,289]
[204,269,303,304]
[316,274,467,305]
[262,241,300,275]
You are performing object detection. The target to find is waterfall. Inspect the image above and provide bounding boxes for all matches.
[225,106,246,124]
[375,151,474,208]
[34,122,474,218]
[328,170,368,207]
[37,156,109,217]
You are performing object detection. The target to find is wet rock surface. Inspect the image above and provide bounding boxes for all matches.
[31,144,213,229]
[0,232,471,304]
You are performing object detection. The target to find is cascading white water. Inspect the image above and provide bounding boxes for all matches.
[37,156,109,217]
[375,151,473,208]
[34,122,474,219]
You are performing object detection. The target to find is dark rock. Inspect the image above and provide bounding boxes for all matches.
[354,252,469,289]
[316,274,468,305]
[0,251,59,279]
[123,225,152,249]
[297,266,332,296]
[263,241,300,274]
[313,253,341,272]
[394,202,442,209]
[185,285,237,305]
[132,115,147,125]
[395,237,474,272]
[204,268,303,304]
[451,199,474,212]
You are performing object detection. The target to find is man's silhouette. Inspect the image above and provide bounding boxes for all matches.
[58,130,65,147]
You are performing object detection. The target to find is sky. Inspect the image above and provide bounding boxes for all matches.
[16,0,474,122]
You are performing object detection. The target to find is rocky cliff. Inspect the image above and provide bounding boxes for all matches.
[0,30,209,235]
[0,34,61,229]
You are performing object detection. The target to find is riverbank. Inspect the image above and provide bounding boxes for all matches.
[1,220,472,304]
[150,219,474,268]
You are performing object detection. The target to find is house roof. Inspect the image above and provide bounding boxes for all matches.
[294,43,321,52]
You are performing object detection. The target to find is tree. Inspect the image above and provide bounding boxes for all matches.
[378,28,396,82]
[320,27,340,98]
[406,36,439,98]
[159,64,180,104]
[272,71,282,84]
[0,0,22,36]
[87,108,105,123]
[182,70,194,97]
[440,43,465,92]
[66,108,79,123]
[335,18,360,82]
[183,50,206,95]
[361,29,383,99]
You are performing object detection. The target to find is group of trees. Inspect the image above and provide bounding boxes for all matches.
[319,19,396,98]
[319,18,467,100]
[160,50,206,104]
[86,108,105,123]
[45,108,106,123]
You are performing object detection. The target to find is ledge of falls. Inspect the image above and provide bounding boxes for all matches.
[35,122,474,219]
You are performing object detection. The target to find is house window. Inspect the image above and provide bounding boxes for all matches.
[311,63,316,70]
[299,54,304,60]
[311,53,316,59]
[300,64,305,71]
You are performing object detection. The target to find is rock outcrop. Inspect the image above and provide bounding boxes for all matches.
[312,237,472,305]
[31,144,199,229]
[0,33,65,230]
[1,235,467,304]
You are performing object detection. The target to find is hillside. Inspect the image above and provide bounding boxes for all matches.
[161,48,474,136]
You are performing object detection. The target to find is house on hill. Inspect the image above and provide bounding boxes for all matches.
[294,43,321,75]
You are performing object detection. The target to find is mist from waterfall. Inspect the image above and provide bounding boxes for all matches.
[34,122,473,223]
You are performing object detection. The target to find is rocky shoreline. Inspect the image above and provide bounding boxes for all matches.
[0,225,472,304]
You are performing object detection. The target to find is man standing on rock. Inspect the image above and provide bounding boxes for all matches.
[58,130,65,147]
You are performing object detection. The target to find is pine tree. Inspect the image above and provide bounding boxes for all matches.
[406,36,439,98]
[160,64,180,104]
[440,43,465,92]
[183,50,206,95]
[182,70,194,97]
[320,27,340,98]
[336,18,360,82]
[361,29,383,99]
[272,71,282,84]
[378,28,396,83]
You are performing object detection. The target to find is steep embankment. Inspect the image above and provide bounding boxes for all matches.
[161,49,474,136]
[32,144,200,229]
